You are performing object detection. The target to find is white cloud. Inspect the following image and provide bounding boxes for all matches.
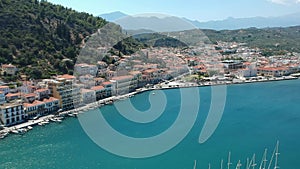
[268,0,300,5]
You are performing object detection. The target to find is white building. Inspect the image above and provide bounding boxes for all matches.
[111,75,136,95]
[0,103,25,126]
[74,63,98,76]
[238,62,257,78]
[80,89,96,104]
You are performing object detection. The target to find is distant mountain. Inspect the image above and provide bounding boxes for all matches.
[99,11,128,21]
[114,15,196,33]
[184,12,300,30]
[101,11,300,30]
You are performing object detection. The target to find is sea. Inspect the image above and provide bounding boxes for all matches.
[0,79,300,169]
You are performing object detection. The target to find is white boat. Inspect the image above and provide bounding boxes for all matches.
[49,118,56,122]
[41,121,49,125]
[38,122,44,126]
[68,113,75,117]
[11,130,19,134]
[27,126,33,130]
[56,119,62,123]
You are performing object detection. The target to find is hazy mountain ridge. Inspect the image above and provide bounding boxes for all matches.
[100,11,300,30]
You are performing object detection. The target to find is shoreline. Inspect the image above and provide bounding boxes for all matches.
[1,76,299,139]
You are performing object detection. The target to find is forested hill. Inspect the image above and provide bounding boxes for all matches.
[0,0,107,79]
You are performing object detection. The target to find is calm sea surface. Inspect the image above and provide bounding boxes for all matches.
[1,80,300,169]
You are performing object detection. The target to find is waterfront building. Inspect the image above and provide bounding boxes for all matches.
[110,75,136,95]
[101,81,113,97]
[91,86,106,101]
[23,100,46,118]
[43,97,59,114]
[47,77,81,111]
[257,67,290,77]
[237,62,257,78]
[80,89,96,104]
[0,103,25,126]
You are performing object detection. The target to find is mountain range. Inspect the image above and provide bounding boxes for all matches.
[100,11,300,30]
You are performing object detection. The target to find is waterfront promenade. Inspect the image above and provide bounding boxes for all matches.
[0,75,298,138]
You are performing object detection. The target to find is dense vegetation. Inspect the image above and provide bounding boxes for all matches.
[0,0,107,80]
[0,0,299,82]
[203,26,300,56]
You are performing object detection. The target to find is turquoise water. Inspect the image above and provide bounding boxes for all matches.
[1,80,300,169]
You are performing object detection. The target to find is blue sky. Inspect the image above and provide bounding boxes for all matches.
[47,0,300,21]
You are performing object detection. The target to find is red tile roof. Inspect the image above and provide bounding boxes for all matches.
[102,81,112,86]
[91,86,105,91]
[43,97,59,103]
[0,86,9,89]
[57,74,76,79]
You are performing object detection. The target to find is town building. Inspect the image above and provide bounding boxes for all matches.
[74,63,98,76]
[110,75,136,95]
[91,86,106,101]
[5,93,21,102]
[1,64,18,75]
[0,86,10,95]
[0,103,25,126]
[0,92,6,105]
[43,97,59,115]
[80,89,96,104]
[34,89,50,100]
[47,76,81,111]
[23,100,46,118]
[257,67,290,77]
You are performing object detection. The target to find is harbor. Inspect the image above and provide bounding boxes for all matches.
[0,76,299,139]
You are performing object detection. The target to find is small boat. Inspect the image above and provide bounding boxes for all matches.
[38,122,44,126]
[27,126,33,130]
[41,121,49,125]
[152,92,155,95]
[68,113,75,117]
[0,132,9,138]
[56,119,62,123]
[11,130,19,134]
[18,128,27,134]
[49,118,56,122]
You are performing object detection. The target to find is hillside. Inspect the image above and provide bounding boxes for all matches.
[203,26,300,56]
[0,0,107,80]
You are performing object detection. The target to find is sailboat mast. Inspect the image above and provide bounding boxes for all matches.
[221,159,224,169]
[274,141,280,169]
[228,152,232,169]
[259,149,268,169]
[193,160,197,169]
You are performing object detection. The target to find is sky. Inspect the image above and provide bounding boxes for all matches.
[47,0,300,21]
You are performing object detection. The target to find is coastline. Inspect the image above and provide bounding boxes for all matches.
[0,76,299,139]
